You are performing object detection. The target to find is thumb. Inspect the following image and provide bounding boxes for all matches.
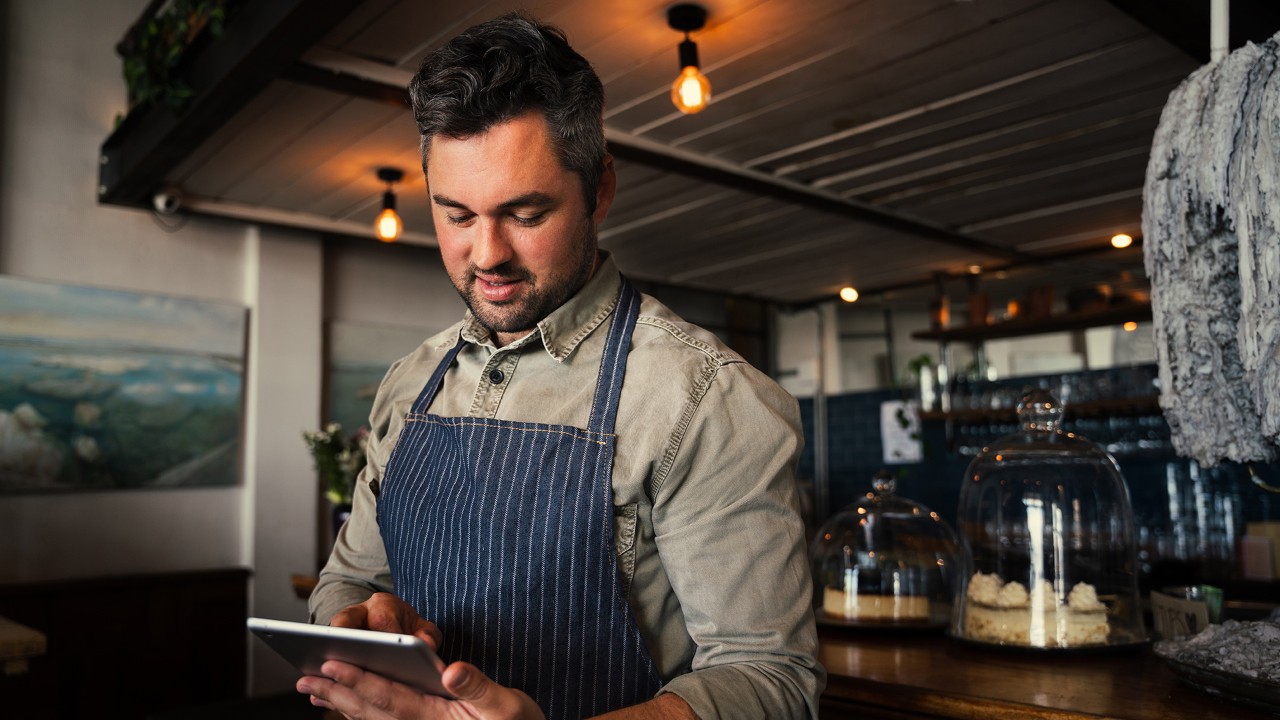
[442,662,492,703]
[442,662,543,719]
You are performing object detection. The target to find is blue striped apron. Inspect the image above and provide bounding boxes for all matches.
[377,280,662,719]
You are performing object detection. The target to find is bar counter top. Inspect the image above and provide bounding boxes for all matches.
[818,625,1277,719]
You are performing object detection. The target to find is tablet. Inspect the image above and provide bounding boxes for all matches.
[247,617,451,697]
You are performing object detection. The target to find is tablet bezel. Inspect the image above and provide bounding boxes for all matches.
[247,617,451,697]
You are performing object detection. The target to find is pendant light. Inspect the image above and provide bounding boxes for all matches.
[374,167,404,243]
[667,4,711,114]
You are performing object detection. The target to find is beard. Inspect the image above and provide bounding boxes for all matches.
[452,221,598,338]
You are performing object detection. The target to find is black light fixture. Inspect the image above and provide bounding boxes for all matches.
[667,4,711,114]
[374,167,404,243]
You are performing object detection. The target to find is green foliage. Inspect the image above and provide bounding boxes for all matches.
[905,353,933,380]
[117,0,230,112]
[303,423,368,505]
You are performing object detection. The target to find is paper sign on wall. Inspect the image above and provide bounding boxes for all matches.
[880,400,922,465]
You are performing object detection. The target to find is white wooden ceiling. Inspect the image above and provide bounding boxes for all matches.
[149,0,1217,307]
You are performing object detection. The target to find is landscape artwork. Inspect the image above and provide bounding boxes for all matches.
[327,321,431,435]
[0,275,246,493]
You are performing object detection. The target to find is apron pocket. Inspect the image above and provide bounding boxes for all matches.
[613,502,639,594]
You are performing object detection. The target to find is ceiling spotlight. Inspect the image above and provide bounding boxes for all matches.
[1123,321,1138,332]
[967,264,983,275]
[667,4,711,114]
[839,287,860,303]
[374,167,404,243]
[1111,233,1133,249]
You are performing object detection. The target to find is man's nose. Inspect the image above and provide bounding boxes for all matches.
[472,221,514,270]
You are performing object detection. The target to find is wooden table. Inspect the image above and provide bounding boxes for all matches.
[819,626,1277,719]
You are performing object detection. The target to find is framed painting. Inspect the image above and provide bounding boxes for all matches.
[326,321,433,435]
[0,275,246,492]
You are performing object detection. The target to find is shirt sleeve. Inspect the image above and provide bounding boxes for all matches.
[307,362,401,625]
[649,360,825,719]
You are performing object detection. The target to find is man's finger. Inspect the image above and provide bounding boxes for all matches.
[329,603,370,629]
[443,662,542,719]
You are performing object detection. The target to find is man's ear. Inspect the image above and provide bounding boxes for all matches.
[592,154,617,226]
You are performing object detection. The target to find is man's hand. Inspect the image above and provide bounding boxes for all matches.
[304,594,693,718]
[302,594,543,719]
[329,592,442,650]
[297,658,545,720]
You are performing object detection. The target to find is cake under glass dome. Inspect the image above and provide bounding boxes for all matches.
[809,470,965,628]
[951,390,1147,650]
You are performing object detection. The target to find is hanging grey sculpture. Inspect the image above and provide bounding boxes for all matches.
[1143,31,1280,467]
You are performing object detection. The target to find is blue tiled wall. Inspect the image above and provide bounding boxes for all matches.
[797,364,1279,587]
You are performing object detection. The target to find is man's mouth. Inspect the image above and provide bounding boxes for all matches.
[474,274,522,303]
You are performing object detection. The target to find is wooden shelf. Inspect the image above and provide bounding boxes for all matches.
[918,395,1161,422]
[912,301,1152,343]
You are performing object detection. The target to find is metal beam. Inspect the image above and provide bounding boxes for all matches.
[280,52,1033,263]
[97,0,366,208]
[603,129,1031,262]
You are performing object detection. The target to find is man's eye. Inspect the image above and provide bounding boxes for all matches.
[512,213,545,227]
[446,214,474,225]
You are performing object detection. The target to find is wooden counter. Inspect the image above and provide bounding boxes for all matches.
[818,626,1277,719]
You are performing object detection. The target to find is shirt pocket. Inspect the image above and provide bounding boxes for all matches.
[613,502,639,594]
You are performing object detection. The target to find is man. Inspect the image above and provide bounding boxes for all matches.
[303,13,823,720]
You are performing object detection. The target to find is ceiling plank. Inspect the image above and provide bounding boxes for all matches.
[746,39,1142,171]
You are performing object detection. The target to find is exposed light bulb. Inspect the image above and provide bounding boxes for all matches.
[1123,321,1138,332]
[839,287,859,303]
[373,168,405,242]
[1111,233,1133,249]
[375,206,402,243]
[672,65,711,114]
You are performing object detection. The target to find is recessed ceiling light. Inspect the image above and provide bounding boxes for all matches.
[1111,233,1133,249]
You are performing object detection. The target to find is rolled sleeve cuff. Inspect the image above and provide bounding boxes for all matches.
[660,661,823,720]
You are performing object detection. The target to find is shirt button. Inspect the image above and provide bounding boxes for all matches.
[488,369,505,384]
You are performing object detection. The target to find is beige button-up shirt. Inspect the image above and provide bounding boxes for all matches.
[310,255,824,719]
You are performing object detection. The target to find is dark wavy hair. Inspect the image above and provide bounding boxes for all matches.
[408,13,607,212]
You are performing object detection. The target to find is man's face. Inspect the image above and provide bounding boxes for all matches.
[426,111,615,347]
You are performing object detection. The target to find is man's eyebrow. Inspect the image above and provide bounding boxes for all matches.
[431,194,467,209]
[498,192,555,210]
[431,192,556,211]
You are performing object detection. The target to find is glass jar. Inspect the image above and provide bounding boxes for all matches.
[951,390,1147,649]
[809,470,965,628]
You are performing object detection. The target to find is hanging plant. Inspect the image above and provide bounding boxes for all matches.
[116,0,232,112]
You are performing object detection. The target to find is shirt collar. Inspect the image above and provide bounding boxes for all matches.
[447,253,622,363]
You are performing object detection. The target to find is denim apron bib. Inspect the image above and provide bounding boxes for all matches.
[377,280,662,719]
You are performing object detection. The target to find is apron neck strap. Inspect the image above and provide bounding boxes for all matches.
[587,279,639,435]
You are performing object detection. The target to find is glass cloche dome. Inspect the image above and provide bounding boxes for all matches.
[951,390,1147,649]
[809,470,965,628]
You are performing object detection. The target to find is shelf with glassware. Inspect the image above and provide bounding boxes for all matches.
[910,300,1152,344]
[914,363,1167,460]
[934,398,1172,460]
[917,393,1160,423]
[910,298,1155,422]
